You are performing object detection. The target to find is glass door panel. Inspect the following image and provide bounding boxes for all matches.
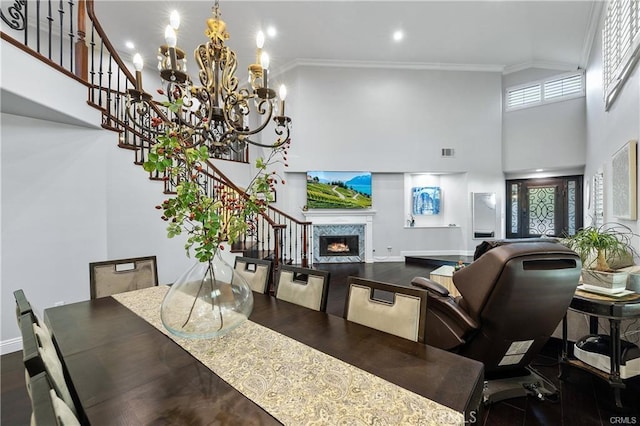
[506,176,583,239]
[527,185,559,236]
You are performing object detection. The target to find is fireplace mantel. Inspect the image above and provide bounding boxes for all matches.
[303,210,376,263]
[303,209,377,218]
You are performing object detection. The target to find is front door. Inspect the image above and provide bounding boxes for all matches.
[506,176,583,238]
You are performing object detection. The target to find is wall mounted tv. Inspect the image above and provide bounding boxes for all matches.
[306,171,372,209]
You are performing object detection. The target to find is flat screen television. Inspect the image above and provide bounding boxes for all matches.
[306,171,372,209]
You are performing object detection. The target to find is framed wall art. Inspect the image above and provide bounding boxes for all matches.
[611,140,637,220]
[412,186,441,215]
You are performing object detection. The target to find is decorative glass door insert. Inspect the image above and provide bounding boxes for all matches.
[506,176,583,238]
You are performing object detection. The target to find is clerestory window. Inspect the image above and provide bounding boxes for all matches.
[504,72,585,112]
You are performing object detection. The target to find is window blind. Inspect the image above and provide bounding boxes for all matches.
[544,74,584,99]
[603,0,640,109]
[505,72,584,111]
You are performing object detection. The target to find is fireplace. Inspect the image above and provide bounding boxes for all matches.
[319,235,359,257]
[303,210,375,264]
[311,224,366,263]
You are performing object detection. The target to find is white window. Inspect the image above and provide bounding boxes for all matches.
[505,71,585,111]
[603,0,640,110]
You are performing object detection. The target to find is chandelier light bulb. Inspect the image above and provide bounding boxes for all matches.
[260,52,270,70]
[256,31,265,49]
[165,25,177,48]
[169,10,180,30]
[132,53,144,91]
[133,53,144,71]
[260,52,270,89]
[279,84,287,115]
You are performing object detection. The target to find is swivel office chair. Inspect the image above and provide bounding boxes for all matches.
[412,241,581,404]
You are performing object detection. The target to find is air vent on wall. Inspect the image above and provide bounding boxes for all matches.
[441,148,455,157]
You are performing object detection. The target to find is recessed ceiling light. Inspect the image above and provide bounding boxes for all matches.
[125,41,135,50]
[393,30,404,42]
[535,168,544,172]
[267,26,277,37]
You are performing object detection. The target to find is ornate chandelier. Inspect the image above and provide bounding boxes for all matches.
[126,0,291,158]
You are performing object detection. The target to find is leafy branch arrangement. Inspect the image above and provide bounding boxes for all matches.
[143,121,289,263]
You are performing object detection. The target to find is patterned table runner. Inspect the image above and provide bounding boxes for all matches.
[113,286,464,425]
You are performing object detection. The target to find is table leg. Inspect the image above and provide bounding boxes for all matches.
[589,315,598,334]
[608,319,625,409]
[558,314,570,380]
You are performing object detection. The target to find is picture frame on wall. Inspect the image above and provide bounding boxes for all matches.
[611,140,637,220]
[412,186,441,215]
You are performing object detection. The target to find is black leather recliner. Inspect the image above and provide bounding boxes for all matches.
[412,241,581,403]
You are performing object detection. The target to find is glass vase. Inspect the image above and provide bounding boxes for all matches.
[161,251,254,339]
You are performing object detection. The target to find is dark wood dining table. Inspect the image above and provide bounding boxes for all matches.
[45,292,484,425]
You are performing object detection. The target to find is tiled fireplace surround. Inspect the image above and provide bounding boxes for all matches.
[303,210,375,263]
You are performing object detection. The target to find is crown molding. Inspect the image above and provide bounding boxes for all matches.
[277,58,505,74]
[579,1,605,69]
[503,60,580,75]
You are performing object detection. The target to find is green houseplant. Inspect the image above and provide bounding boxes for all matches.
[563,223,638,290]
[143,119,289,339]
[564,223,636,272]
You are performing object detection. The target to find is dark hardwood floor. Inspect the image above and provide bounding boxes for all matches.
[3,261,639,425]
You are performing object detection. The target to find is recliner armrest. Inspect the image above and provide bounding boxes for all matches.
[411,276,449,296]
[412,276,480,350]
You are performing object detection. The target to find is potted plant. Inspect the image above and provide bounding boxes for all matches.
[143,118,289,339]
[563,223,638,291]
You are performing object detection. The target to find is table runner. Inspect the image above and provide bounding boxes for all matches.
[113,286,464,425]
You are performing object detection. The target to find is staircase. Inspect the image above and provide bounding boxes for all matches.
[0,0,310,272]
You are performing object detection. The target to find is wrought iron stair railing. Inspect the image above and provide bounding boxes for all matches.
[1,0,311,271]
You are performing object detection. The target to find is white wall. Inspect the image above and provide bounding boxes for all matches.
[585,12,639,249]
[582,11,640,343]
[287,66,503,173]
[502,68,587,173]
[1,114,109,353]
[105,146,193,284]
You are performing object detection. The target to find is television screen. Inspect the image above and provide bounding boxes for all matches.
[306,171,372,209]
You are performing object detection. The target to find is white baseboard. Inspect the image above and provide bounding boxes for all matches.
[401,250,474,257]
[1,337,22,355]
[372,256,405,262]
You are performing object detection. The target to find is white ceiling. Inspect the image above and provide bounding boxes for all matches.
[95,0,603,76]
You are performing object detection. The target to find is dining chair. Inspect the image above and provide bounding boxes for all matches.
[274,265,331,311]
[28,371,80,426]
[233,256,273,294]
[20,312,78,417]
[13,288,33,318]
[13,289,54,341]
[89,255,158,299]
[344,277,428,342]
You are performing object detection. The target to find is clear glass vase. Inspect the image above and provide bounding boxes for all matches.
[161,251,254,339]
